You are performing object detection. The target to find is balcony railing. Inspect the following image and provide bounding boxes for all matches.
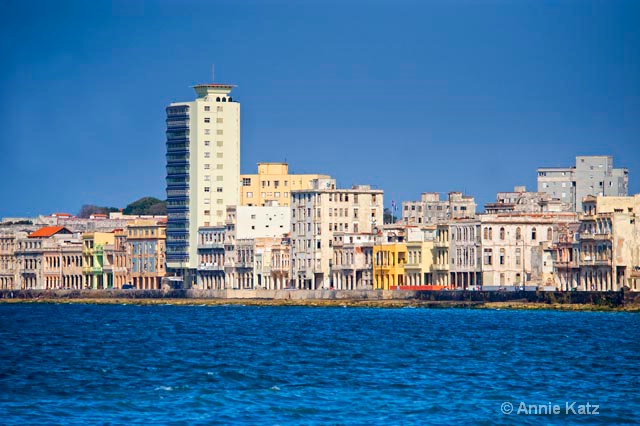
[198,263,224,271]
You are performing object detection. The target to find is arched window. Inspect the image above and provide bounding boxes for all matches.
[484,227,488,240]
[500,227,505,240]
[499,248,505,265]
[516,248,521,265]
[222,97,227,102]
[489,227,493,240]
[216,97,221,102]
[516,227,522,240]
[547,227,553,241]
[531,227,537,240]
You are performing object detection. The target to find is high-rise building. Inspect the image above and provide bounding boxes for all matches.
[537,155,628,212]
[165,84,240,286]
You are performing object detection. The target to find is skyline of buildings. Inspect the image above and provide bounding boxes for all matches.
[0,81,638,293]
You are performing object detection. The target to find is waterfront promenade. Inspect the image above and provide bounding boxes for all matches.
[2,289,638,311]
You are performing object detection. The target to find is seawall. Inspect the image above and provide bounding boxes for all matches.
[1,289,638,309]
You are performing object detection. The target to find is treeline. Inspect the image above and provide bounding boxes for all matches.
[78,197,166,218]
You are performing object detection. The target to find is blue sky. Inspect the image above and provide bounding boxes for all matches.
[1,0,638,218]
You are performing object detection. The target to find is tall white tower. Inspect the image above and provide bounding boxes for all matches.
[165,84,240,286]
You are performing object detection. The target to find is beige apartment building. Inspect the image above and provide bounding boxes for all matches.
[240,162,330,207]
[126,219,166,289]
[402,192,476,225]
[291,178,383,289]
[577,195,640,291]
[433,224,450,287]
[480,213,577,288]
[404,226,436,287]
[332,232,375,290]
[449,220,482,290]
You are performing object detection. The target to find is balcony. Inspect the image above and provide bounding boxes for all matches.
[432,263,450,271]
[579,232,612,241]
[198,242,224,250]
[198,263,224,271]
[433,241,448,248]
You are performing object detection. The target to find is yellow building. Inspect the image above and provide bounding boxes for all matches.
[82,232,115,289]
[240,163,330,207]
[373,243,407,290]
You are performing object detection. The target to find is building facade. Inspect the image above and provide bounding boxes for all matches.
[480,213,577,289]
[538,155,628,212]
[240,162,330,207]
[449,220,482,290]
[165,83,240,287]
[126,220,166,289]
[402,192,476,225]
[332,232,374,290]
[291,179,383,289]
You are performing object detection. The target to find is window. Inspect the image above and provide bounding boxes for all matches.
[204,187,210,192]
[499,248,505,265]
[204,129,210,135]
[216,130,223,135]
[246,192,253,198]
[216,164,223,169]
[547,227,553,241]
[483,249,493,265]
[242,178,251,186]
[204,140,210,146]
[217,106,223,112]
[204,106,210,111]
[204,210,210,215]
[499,227,505,240]
[217,141,223,147]
[284,192,289,198]
[275,192,280,197]
[531,227,537,240]
[204,164,210,169]
[516,227,522,240]
[516,248,521,266]
[204,117,210,123]
[216,176,223,181]
[217,152,223,158]
[216,118,223,123]
[217,187,223,192]
[204,152,211,158]
[204,175,210,181]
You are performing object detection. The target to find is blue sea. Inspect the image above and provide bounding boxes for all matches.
[0,304,638,425]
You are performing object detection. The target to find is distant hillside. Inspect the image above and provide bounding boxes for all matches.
[78,197,167,218]
[123,197,167,216]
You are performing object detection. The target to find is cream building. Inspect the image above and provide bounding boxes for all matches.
[449,220,482,289]
[404,226,436,288]
[165,83,240,287]
[126,219,166,290]
[240,162,330,207]
[291,178,383,289]
[577,195,640,291]
[433,224,450,287]
[480,213,577,289]
[196,226,226,290]
[332,232,375,290]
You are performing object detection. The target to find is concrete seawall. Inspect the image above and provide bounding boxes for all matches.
[1,289,638,308]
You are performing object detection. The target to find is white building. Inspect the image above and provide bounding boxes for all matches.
[235,206,291,239]
[165,84,240,287]
[291,178,383,289]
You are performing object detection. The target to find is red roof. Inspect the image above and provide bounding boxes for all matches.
[29,226,72,238]
[51,212,72,217]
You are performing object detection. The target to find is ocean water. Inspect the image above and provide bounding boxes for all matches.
[0,304,638,425]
